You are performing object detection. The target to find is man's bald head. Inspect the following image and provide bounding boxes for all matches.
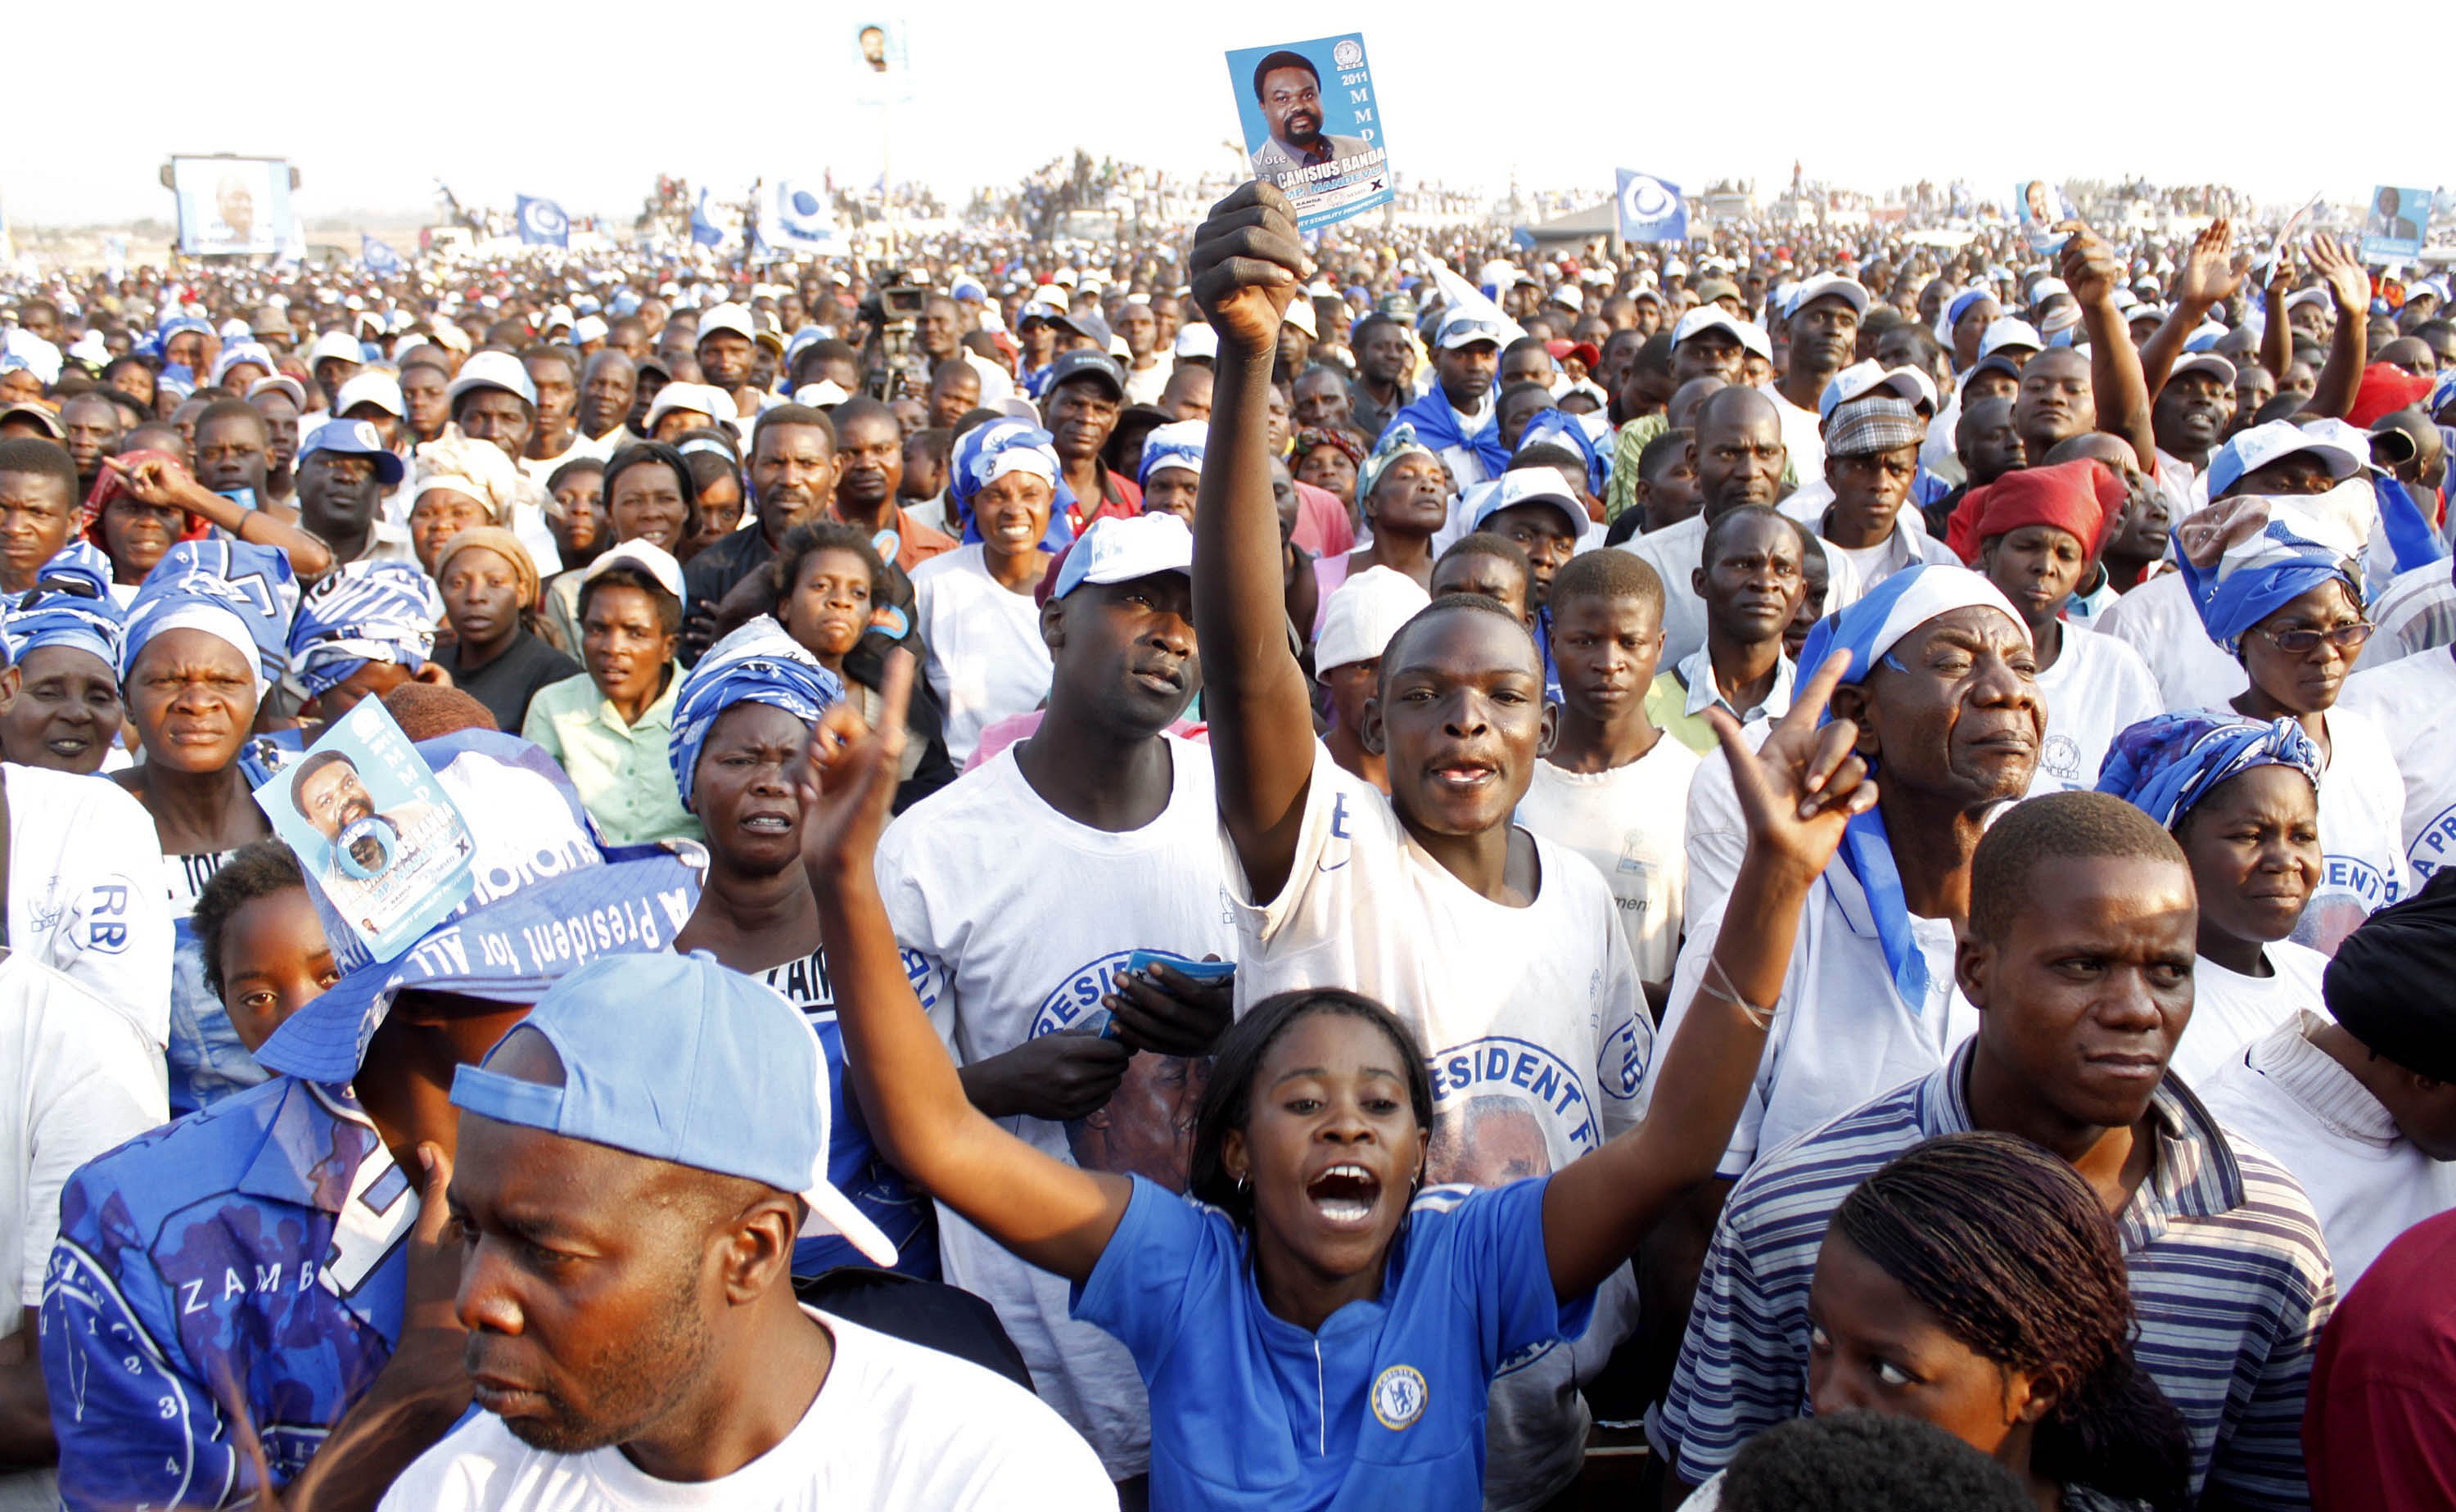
[1692,385,1786,518]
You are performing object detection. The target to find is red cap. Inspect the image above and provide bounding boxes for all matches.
[2348,362,2436,427]
[1955,458,2124,563]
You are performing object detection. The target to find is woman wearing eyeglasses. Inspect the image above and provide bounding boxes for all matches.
[2183,489,2411,956]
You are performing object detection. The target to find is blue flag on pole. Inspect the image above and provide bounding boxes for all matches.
[515,194,570,247]
[360,236,402,275]
[1614,169,1688,242]
[690,187,727,248]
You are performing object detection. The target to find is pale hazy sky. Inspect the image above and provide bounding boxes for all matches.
[5,0,2436,228]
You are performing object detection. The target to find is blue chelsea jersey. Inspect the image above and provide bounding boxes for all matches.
[1072,1174,1591,1511]
[43,1076,415,1510]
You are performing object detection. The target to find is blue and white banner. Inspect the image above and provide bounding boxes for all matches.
[515,194,570,247]
[690,187,730,249]
[360,236,403,275]
[767,178,844,251]
[1614,169,1688,243]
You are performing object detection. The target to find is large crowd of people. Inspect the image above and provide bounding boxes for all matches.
[0,166,2452,1511]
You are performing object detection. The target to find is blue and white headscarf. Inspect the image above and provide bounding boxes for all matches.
[1355,422,1440,508]
[123,539,300,697]
[288,561,443,699]
[1795,565,2029,1014]
[2171,479,2371,654]
[1515,408,1609,498]
[208,341,277,386]
[2096,711,2322,831]
[1136,420,1208,487]
[949,417,1074,550]
[2,552,125,670]
[667,615,846,812]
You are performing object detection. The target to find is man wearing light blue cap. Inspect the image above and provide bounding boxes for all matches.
[42,749,703,1510]
[379,952,1113,1510]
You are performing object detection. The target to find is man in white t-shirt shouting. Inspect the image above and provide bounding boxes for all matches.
[1186,180,1649,1512]
[876,510,1235,1503]
[381,952,1112,1512]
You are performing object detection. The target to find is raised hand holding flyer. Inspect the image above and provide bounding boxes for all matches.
[1227,33,1394,231]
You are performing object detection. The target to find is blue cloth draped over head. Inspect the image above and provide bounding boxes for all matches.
[1794,564,2030,1014]
[949,417,1075,552]
[2,551,125,670]
[2096,711,2322,831]
[2170,481,2370,655]
[668,615,846,812]
[1356,422,1439,508]
[123,539,300,690]
[288,561,443,698]
[1515,408,1608,498]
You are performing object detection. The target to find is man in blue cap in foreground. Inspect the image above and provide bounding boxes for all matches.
[381,951,1113,1510]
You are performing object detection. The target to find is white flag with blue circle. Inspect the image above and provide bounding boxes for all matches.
[1614,169,1687,243]
[516,195,570,247]
[769,179,843,251]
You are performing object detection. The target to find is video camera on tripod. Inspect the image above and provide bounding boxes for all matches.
[863,269,930,398]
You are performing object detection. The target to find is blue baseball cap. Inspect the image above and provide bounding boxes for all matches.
[300,418,407,486]
[449,952,897,1265]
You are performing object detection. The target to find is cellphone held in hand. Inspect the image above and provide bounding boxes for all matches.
[1125,951,1236,984]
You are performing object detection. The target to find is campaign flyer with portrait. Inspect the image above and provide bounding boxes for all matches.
[2013,179,2075,255]
[1226,33,1393,231]
[2362,185,2433,264]
[255,700,476,961]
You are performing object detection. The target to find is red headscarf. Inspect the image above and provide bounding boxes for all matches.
[1954,458,2124,563]
[80,449,214,553]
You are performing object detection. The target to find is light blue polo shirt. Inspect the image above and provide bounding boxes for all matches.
[1073,1173,1590,1510]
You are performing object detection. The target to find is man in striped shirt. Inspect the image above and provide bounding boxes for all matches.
[1661,792,2334,1508]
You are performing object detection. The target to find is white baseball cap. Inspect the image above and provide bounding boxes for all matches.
[581,538,688,608]
[1976,317,2044,362]
[307,330,363,366]
[2206,418,2370,499]
[1672,307,1773,362]
[2169,352,2238,386]
[1282,299,1319,339]
[573,314,609,345]
[696,303,757,344]
[1050,512,1194,598]
[1784,273,1870,318]
[1436,306,1509,350]
[445,350,539,408]
[246,373,309,411]
[644,382,734,431]
[1818,360,1938,422]
[333,370,407,418]
[1314,566,1431,674]
[1173,323,1218,359]
[1470,469,1586,535]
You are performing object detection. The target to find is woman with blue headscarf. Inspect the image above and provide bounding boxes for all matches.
[2176,478,2412,954]
[2097,711,2332,1085]
[113,542,300,1113]
[667,615,937,1280]
[1309,422,1449,637]
[1,556,129,774]
[908,419,1068,764]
